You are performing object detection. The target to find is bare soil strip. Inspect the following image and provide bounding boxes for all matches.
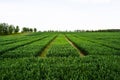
[65,35,85,57]
[40,36,57,57]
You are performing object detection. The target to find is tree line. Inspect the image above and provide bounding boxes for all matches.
[0,23,37,35]
[21,27,37,33]
[74,29,120,32]
[94,29,120,32]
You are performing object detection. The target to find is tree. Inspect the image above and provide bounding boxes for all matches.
[30,28,33,32]
[22,27,30,33]
[15,26,19,33]
[22,27,27,33]
[2,23,9,35]
[0,23,4,34]
[8,25,14,34]
[34,28,37,32]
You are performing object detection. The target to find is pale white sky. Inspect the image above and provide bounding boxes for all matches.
[0,0,120,31]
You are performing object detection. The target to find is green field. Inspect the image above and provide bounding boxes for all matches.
[0,32,120,80]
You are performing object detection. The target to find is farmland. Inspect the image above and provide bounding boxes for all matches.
[0,32,120,80]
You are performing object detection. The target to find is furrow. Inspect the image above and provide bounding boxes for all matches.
[40,35,58,57]
[65,35,86,56]
[0,36,48,56]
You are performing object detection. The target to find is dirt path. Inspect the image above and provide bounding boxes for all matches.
[65,35,85,57]
[40,36,57,57]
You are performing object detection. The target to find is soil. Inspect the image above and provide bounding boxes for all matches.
[40,36,57,57]
[65,36,85,57]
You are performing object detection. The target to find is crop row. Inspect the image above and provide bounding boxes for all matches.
[66,34,120,55]
[0,34,57,58]
[0,56,119,80]
[73,32,120,50]
[46,34,80,57]
[0,33,45,45]
[0,33,30,42]
[0,37,31,45]
[0,32,120,80]
[0,34,49,55]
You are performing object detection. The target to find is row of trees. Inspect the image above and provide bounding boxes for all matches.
[94,29,120,32]
[0,23,19,35]
[22,27,37,33]
[0,23,37,35]
[74,29,120,32]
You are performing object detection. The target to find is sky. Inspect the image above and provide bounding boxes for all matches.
[0,0,120,31]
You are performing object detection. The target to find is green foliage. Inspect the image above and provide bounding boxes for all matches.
[0,33,48,56]
[0,56,120,80]
[1,35,56,58]
[8,25,14,34]
[0,32,120,80]
[22,27,37,33]
[0,22,36,35]
[0,23,9,35]
[66,32,120,55]
[46,34,80,57]
[15,26,19,33]
[29,28,33,32]
[34,28,37,32]
[0,23,17,35]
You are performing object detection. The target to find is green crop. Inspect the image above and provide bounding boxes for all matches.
[0,32,120,80]
[46,34,80,57]
[1,34,57,58]
[66,33,120,55]
[0,56,120,80]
